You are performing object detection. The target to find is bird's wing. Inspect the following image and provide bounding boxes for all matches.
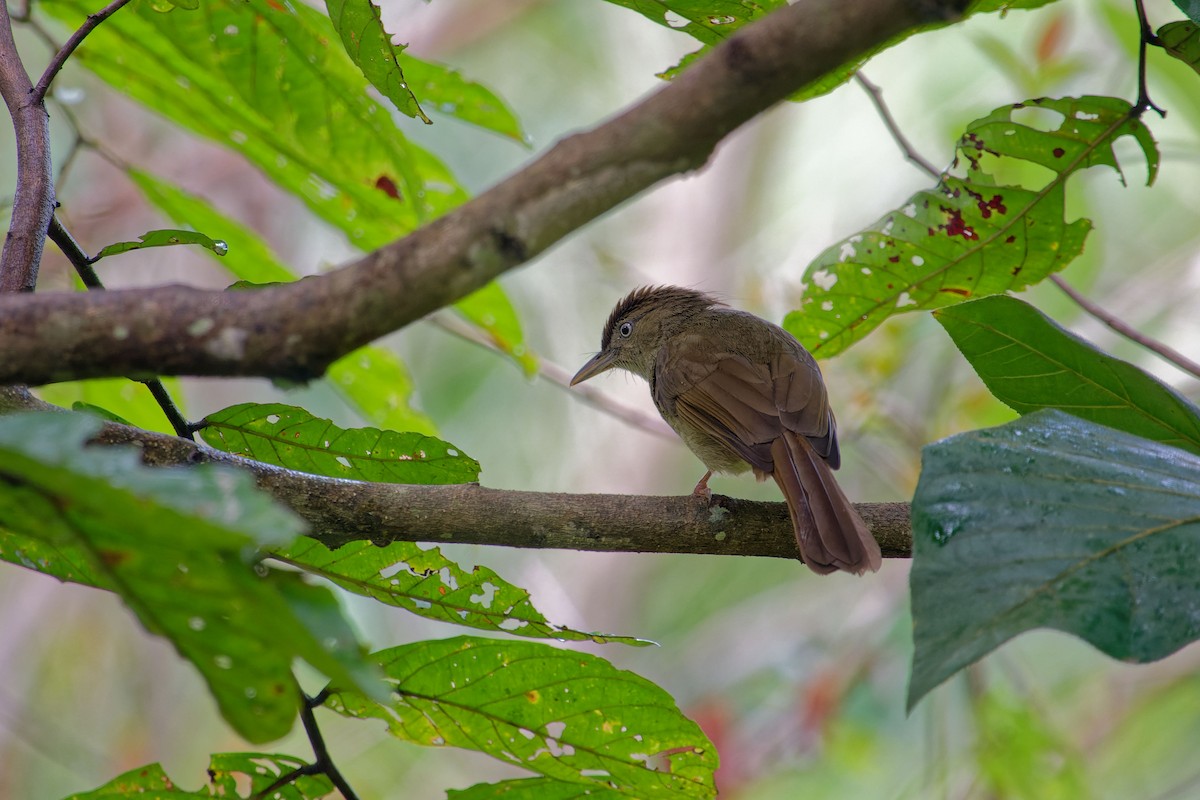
[654,333,838,472]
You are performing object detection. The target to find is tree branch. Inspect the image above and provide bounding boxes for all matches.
[0,0,970,384]
[0,387,913,560]
[0,0,53,292]
[31,0,133,104]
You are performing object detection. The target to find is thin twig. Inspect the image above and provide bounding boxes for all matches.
[299,693,360,800]
[429,312,677,440]
[1132,0,1166,118]
[46,215,197,439]
[854,72,942,179]
[32,0,133,103]
[1050,275,1200,381]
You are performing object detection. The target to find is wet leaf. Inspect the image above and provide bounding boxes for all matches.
[909,411,1200,709]
[92,229,226,262]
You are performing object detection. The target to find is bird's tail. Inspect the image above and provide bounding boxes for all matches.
[769,432,881,575]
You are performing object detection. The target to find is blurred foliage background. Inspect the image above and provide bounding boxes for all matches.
[2,0,1199,797]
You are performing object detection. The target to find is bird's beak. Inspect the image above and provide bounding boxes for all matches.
[570,350,617,385]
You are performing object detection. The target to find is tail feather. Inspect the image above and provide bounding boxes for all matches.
[769,432,881,575]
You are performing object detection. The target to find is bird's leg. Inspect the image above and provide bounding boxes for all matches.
[691,470,714,502]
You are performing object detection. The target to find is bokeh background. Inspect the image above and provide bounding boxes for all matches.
[3,0,1200,797]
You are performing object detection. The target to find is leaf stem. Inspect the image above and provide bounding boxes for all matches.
[301,692,361,800]
[854,72,942,179]
[1132,0,1166,118]
[46,215,197,439]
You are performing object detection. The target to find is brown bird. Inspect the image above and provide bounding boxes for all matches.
[571,286,881,575]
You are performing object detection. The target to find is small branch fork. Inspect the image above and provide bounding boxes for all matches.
[252,690,360,800]
[856,55,1197,382]
[1132,0,1166,118]
[32,0,133,103]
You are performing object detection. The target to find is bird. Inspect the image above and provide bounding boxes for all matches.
[570,285,881,575]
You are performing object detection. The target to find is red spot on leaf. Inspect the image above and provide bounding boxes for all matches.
[1052,147,1065,158]
[889,255,900,263]
[375,175,402,200]
[1005,235,1016,244]
[940,287,971,297]
[939,206,977,240]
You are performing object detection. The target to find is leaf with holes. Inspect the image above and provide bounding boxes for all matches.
[273,538,651,646]
[0,412,380,743]
[449,778,629,799]
[786,95,1158,358]
[92,229,227,262]
[65,753,332,799]
[326,636,717,798]
[936,295,1200,456]
[909,410,1200,710]
[200,402,479,483]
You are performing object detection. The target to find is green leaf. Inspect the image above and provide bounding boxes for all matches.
[128,169,296,284]
[327,636,718,798]
[935,295,1200,457]
[92,228,227,261]
[272,537,652,646]
[200,402,479,483]
[327,346,438,436]
[40,0,466,242]
[974,692,1088,800]
[0,411,379,742]
[1159,21,1200,74]
[456,282,537,376]
[64,753,332,799]
[36,377,185,434]
[1173,0,1200,25]
[399,55,527,142]
[324,0,431,123]
[785,95,1159,358]
[908,410,1200,710]
[622,0,1061,100]
[449,778,629,799]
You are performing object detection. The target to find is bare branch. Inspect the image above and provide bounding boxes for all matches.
[854,71,942,179]
[0,1,53,292]
[1050,275,1200,381]
[0,0,971,384]
[0,387,913,561]
[32,0,133,104]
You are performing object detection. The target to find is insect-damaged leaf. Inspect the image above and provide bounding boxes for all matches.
[785,95,1158,358]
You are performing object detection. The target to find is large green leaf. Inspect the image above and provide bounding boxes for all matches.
[909,410,1200,709]
[326,636,718,798]
[785,95,1158,358]
[0,412,379,742]
[935,295,1200,456]
[41,0,465,241]
[200,402,479,483]
[327,346,439,435]
[65,753,331,799]
[272,537,650,645]
[449,778,628,799]
[456,282,539,375]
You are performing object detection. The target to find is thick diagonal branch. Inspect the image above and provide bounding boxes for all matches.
[0,0,968,384]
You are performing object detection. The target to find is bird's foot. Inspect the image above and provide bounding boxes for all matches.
[691,471,714,503]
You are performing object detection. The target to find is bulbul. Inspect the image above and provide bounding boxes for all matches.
[571,286,881,575]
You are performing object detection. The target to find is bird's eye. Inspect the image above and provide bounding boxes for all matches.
[619,321,633,338]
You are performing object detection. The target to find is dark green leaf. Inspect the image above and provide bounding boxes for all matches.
[64,753,331,799]
[909,410,1200,709]
[785,96,1158,357]
[92,228,227,261]
[273,537,651,646]
[1172,0,1200,25]
[327,636,717,798]
[935,295,1200,456]
[200,402,479,483]
[1160,21,1200,74]
[324,0,430,123]
[0,411,379,742]
[70,401,133,425]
